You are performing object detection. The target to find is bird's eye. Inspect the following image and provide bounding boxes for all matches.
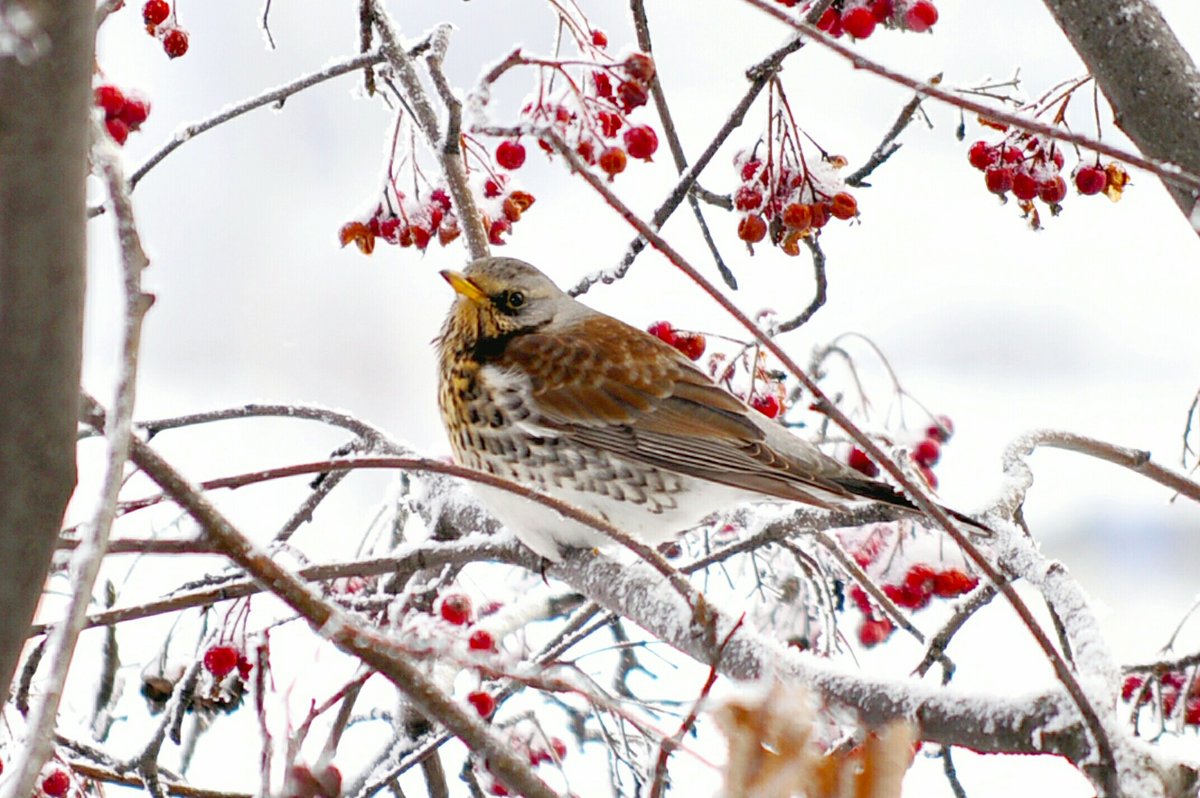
[506,291,525,309]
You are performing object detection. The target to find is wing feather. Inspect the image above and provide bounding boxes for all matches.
[487,314,862,507]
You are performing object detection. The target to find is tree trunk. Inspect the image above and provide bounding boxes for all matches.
[0,0,94,700]
[1041,0,1200,226]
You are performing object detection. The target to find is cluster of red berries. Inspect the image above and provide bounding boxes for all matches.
[846,414,952,490]
[94,84,150,146]
[647,321,707,362]
[476,724,570,796]
[436,592,500,654]
[1122,671,1200,725]
[801,0,939,39]
[849,562,979,647]
[517,50,660,182]
[733,147,859,253]
[653,320,789,418]
[202,643,253,681]
[340,170,537,255]
[968,133,1129,225]
[41,769,72,798]
[141,0,189,58]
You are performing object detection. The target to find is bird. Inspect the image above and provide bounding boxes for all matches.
[436,256,983,562]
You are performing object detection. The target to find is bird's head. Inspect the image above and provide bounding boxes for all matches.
[439,257,573,342]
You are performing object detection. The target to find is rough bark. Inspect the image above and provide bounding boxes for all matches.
[1041,0,1200,225]
[0,0,94,700]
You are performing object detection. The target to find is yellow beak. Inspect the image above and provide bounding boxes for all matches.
[440,270,488,305]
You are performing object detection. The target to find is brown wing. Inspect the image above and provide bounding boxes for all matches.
[487,314,859,507]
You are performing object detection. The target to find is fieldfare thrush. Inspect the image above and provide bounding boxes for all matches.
[437,256,979,561]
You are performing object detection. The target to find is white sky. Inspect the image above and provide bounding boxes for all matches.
[77,1,1200,795]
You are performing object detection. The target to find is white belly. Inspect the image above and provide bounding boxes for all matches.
[470,474,750,561]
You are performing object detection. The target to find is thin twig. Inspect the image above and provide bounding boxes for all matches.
[845,87,932,187]
[630,0,737,289]
[774,237,827,333]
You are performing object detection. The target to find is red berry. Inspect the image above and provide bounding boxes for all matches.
[599,147,627,178]
[617,81,648,112]
[647,321,676,345]
[904,0,938,32]
[1162,671,1187,691]
[672,333,706,361]
[118,96,150,129]
[847,447,879,477]
[438,593,473,626]
[591,29,608,48]
[932,569,979,598]
[870,0,894,21]
[378,217,400,243]
[734,185,763,211]
[1186,696,1200,725]
[597,111,623,138]
[904,563,937,596]
[161,26,189,58]
[236,654,253,680]
[809,201,831,229]
[841,7,877,39]
[1121,675,1145,701]
[1049,146,1065,170]
[623,125,658,161]
[913,438,941,467]
[42,770,70,798]
[984,166,1014,195]
[740,159,763,182]
[411,226,432,250]
[94,85,126,118]
[925,415,954,442]
[495,140,526,170]
[142,0,169,26]
[623,53,656,84]
[737,214,767,243]
[1000,146,1022,164]
[781,202,812,230]
[576,139,597,164]
[550,738,568,760]
[468,629,496,652]
[203,645,239,678]
[830,192,858,220]
[1075,165,1107,195]
[816,8,840,31]
[593,71,613,99]
[1011,171,1039,201]
[849,585,872,612]
[430,188,452,212]
[967,141,997,170]
[884,582,927,610]
[483,177,505,198]
[467,690,496,718]
[750,394,782,419]
[1038,175,1068,204]
[105,117,130,145]
[857,618,893,647]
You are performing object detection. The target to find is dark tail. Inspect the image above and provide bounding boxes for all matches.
[836,477,993,537]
